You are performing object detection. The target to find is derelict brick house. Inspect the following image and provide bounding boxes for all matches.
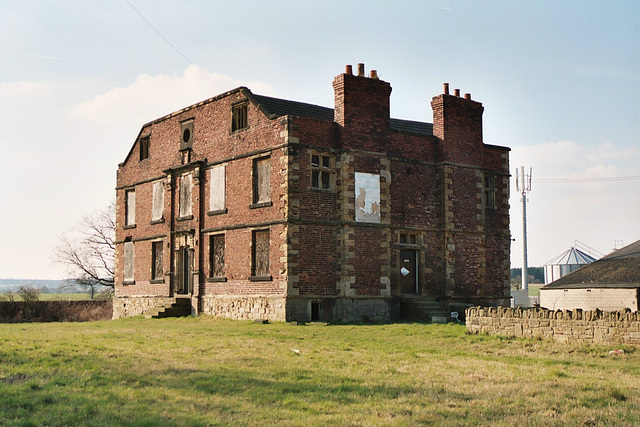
[113,64,511,322]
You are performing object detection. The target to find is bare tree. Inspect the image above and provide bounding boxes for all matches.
[54,202,115,299]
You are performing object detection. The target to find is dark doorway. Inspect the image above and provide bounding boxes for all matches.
[176,246,192,295]
[399,249,418,294]
[311,302,320,322]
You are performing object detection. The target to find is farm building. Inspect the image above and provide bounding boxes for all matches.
[113,64,511,322]
[540,239,640,311]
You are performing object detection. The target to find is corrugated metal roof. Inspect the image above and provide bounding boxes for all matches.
[545,247,597,266]
[252,94,434,136]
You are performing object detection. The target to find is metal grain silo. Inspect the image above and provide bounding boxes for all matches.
[544,246,598,285]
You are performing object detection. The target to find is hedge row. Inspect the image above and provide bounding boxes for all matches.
[0,300,112,323]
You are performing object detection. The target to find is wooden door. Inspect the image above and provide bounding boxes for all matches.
[399,249,417,294]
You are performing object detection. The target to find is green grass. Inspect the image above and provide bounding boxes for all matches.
[1,318,639,426]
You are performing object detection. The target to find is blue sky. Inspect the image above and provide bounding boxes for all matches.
[1,0,638,279]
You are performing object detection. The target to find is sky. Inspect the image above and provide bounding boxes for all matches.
[1,0,638,279]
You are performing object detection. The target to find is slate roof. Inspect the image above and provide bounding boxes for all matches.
[252,94,434,137]
[543,239,640,289]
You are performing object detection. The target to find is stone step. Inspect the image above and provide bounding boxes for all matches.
[143,298,191,319]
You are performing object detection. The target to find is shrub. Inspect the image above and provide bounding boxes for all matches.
[18,286,42,302]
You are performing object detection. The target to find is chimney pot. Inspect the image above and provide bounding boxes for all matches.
[345,65,353,75]
[464,93,471,100]
[443,83,450,95]
[357,63,365,77]
[370,70,378,79]
[454,89,460,97]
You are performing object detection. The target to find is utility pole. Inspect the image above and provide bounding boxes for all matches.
[515,166,532,291]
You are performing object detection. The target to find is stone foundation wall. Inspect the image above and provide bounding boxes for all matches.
[466,306,640,345]
[201,295,287,321]
[113,296,176,319]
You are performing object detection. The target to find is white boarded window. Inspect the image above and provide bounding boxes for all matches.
[125,190,136,226]
[179,174,193,218]
[123,241,135,283]
[253,157,271,204]
[209,165,225,212]
[354,172,380,223]
[152,180,164,222]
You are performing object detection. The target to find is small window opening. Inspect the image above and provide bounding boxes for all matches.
[139,136,150,161]
[232,103,248,131]
[311,154,332,190]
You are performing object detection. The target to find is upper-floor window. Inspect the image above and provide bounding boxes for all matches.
[252,157,271,206]
[484,174,496,209]
[180,120,194,150]
[209,165,226,214]
[139,136,150,161]
[311,154,333,190]
[125,189,136,227]
[232,103,248,131]
[179,174,193,219]
[151,180,164,222]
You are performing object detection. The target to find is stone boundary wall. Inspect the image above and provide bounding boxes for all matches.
[466,306,640,345]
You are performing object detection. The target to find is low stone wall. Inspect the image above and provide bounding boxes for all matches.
[113,296,177,319]
[201,295,287,321]
[466,306,640,345]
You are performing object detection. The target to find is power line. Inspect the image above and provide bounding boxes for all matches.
[535,175,640,183]
[125,0,192,65]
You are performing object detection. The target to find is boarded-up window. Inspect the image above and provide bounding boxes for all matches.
[253,157,270,204]
[209,165,225,212]
[354,172,380,223]
[232,103,248,131]
[152,180,164,221]
[123,241,135,283]
[484,174,496,209]
[252,230,270,277]
[125,190,136,226]
[179,174,193,218]
[209,234,225,278]
[151,241,163,280]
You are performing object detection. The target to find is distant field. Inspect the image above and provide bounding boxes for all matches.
[38,293,93,301]
[1,318,639,426]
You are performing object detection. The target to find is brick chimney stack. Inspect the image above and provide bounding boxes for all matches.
[431,84,484,164]
[333,63,392,151]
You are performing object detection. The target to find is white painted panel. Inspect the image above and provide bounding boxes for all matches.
[151,181,164,221]
[123,241,135,282]
[354,172,380,223]
[179,174,192,218]
[125,190,136,226]
[209,165,225,212]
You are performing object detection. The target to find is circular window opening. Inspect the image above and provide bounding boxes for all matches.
[182,128,191,143]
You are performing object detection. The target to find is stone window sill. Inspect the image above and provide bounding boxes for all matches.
[123,224,136,230]
[177,215,194,221]
[150,279,165,284]
[123,280,135,286]
[207,209,228,216]
[249,275,272,282]
[249,201,272,209]
[150,218,165,225]
[207,277,227,283]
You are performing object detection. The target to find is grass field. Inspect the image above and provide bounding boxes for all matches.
[1,317,639,426]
